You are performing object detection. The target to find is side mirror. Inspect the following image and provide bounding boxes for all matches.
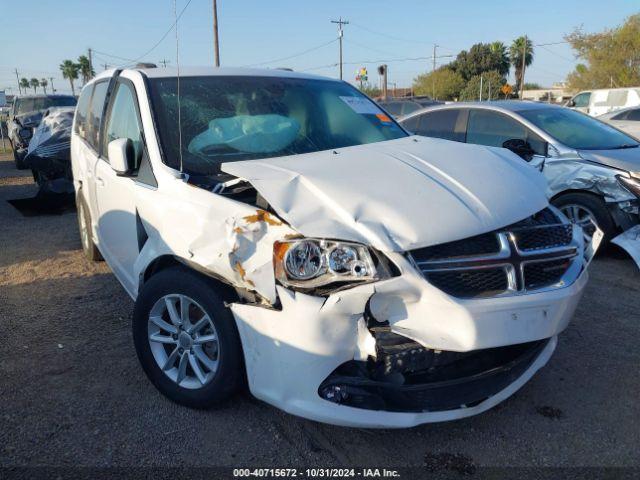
[107,138,134,176]
[502,138,535,161]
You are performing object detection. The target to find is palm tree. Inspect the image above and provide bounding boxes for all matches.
[40,78,48,94]
[509,36,534,96]
[19,77,30,95]
[77,55,94,85]
[60,60,79,96]
[30,78,40,94]
[489,41,510,77]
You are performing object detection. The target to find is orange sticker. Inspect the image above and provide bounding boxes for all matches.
[376,113,392,123]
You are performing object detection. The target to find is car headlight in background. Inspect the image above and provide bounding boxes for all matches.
[273,238,381,289]
[616,174,640,198]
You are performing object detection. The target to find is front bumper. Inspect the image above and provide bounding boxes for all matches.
[231,251,589,428]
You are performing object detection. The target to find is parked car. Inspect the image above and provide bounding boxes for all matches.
[565,87,640,117]
[400,101,640,243]
[24,107,75,194]
[7,94,77,169]
[378,97,442,118]
[71,67,597,428]
[598,106,640,140]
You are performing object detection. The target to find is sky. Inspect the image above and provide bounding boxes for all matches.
[1,0,638,95]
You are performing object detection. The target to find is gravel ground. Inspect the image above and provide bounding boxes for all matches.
[0,150,639,475]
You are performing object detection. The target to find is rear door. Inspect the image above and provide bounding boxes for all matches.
[93,78,147,294]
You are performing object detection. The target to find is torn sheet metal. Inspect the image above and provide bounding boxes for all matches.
[221,136,549,252]
[544,159,635,203]
[612,225,640,268]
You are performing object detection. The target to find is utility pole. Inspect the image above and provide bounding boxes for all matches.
[431,44,438,99]
[159,59,170,68]
[520,36,527,100]
[14,68,21,95]
[49,77,55,93]
[88,48,93,79]
[212,0,220,66]
[479,75,483,101]
[331,17,349,80]
[102,62,109,71]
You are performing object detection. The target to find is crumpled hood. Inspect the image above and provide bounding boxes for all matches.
[578,147,640,173]
[221,136,548,252]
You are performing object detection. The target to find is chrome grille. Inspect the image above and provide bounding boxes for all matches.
[410,209,581,298]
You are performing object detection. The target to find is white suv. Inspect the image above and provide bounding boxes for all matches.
[71,67,597,428]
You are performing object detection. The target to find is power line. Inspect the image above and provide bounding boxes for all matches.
[537,44,575,63]
[243,39,338,68]
[121,0,194,66]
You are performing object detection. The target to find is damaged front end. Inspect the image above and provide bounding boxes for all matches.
[227,204,599,427]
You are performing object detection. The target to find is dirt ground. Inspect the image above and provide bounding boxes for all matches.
[1,149,639,475]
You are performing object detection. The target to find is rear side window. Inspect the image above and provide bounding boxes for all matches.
[74,85,94,139]
[414,109,466,142]
[606,90,628,107]
[86,81,109,151]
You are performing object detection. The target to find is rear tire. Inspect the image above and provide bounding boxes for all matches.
[552,192,616,243]
[76,193,103,261]
[132,267,244,409]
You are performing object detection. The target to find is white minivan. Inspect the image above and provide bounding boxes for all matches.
[71,66,597,428]
[566,87,640,117]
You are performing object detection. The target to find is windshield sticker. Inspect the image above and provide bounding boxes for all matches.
[376,113,392,124]
[339,96,383,115]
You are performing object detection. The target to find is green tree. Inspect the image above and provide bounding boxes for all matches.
[40,78,48,94]
[523,82,542,90]
[60,60,79,96]
[77,55,95,84]
[565,13,640,90]
[459,70,506,101]
[413,67,465,100]
[510,36,534,94]
[452,42,510,80]
[489,41,511,77]
[29,78,40,94]
[19,77,30,94]
[358,82,381,98]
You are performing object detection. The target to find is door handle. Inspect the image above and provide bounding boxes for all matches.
[95,177,105,187]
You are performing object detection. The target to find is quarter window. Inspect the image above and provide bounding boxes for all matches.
[103,82,143,169]
[86,81,109,151]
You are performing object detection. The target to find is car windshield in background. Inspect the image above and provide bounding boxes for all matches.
[148,76,407,175]
[519,107,639,150]
[15,96,77,115]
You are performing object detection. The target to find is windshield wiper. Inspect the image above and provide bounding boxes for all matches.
[615,144,639,149]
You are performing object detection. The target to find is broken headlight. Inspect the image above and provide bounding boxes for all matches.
[273,239,379,289]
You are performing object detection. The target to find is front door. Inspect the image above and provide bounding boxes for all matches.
[94,80,144,294]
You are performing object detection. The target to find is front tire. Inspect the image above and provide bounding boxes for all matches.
[552,192,616,243]
[13,146,27,170]
[133,267,244,409]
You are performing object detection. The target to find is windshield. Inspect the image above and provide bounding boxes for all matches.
[519,107,639,150]
[15,96,77,116]
[148,76,406,175]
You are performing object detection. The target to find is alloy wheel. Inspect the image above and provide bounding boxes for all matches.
[148,294,220,389]
[559,204,597,243]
